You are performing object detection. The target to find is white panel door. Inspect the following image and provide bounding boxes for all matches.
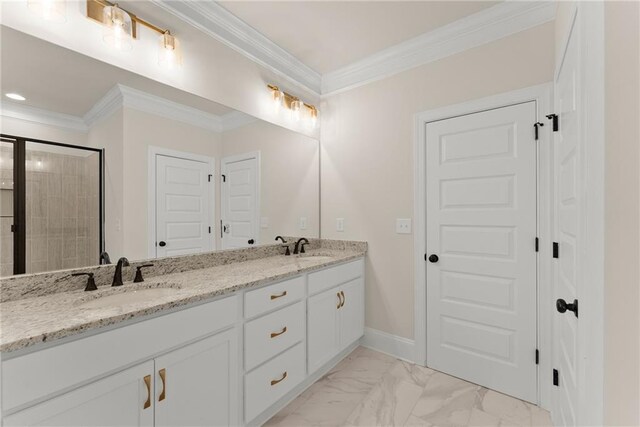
[154,330,239,427]
[4,361,154,427]
[156,155,212,257]
[426,102,538,403]
[552,10,581,427]
[221,153,259,249]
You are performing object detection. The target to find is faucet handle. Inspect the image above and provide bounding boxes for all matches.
[133,264,154,283]
[72,272,97,292]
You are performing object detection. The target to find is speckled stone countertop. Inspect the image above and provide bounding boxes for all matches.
[0,248,365,353]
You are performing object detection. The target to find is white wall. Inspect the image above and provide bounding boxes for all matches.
[320,22,555,340]
[220,121,320,244]
[603,1,640,425]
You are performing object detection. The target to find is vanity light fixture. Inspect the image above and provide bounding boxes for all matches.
[87,0,182,66]
[5,93,26,101]
[267,84,318,127]
[27,0,66,22]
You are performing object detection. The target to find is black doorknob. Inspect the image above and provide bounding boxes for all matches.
[428,254,439,263]
[556,298,578,317]
[248,239,255,245]
[158,241,166,247]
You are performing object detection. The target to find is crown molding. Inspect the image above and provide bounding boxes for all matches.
[0,101,88,132]
[151,0,322,96]
[321,1,556,95]
[83,85,124,128]
[220,110,258,132]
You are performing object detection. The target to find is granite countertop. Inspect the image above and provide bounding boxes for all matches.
[0,249,364,353]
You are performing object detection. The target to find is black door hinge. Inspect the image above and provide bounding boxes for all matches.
[10,224,15,233]
[553,242,559,258]
[553,369,559,386]
[535,349,540,365]
[222,174,226,183]
[208,226,211,234]
[535,237,539,252]
[534,122,544,140]
[424,253,427,261]
[208,174,212,182]
[546,114,559,132]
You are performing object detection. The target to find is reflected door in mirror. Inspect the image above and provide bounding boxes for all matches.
[221,153,259,249]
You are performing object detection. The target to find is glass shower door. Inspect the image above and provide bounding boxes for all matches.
[0,140,14,277]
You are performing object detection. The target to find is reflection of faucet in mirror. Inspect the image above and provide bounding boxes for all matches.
[112,257,130,287]
[100,251,112,265]
[293,238,309,255]
[275,236,291,256]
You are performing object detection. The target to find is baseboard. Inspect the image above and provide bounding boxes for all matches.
[361,327,416,363]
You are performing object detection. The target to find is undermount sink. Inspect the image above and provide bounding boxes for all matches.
[78,287,180,310]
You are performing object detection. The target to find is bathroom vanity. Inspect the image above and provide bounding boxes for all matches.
[0,243,365,426]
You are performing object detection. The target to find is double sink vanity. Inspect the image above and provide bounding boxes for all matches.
[0,239,366,426]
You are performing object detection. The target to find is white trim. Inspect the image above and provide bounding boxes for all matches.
[147,146,216,258]
[322,1,556,95]
[413,83,553,409]
[0,101,88,132]
[220,151,262,249]
[361,327,415,363]
[83,85,124,128]
[220,111,259,132]
[151,0,322,96]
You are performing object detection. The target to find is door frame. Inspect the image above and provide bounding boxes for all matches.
[220,151,261,249]
[147,146,216,258]
[413,83,553,409]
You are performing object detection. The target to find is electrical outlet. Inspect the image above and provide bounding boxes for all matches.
[260,217,269,229]
[336,218,345,232]
[299,217,307,230]
[396,218,412,234]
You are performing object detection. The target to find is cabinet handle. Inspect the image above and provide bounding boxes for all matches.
[270,371,288,386]
[337,292,342,309]
[143,375,151,409]
[158,368,166,402]
[270,326,287,338]
[270,291,287,300]
[340,291,346,308]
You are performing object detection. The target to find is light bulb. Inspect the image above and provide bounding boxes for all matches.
[158,31,182,68]
[309,108,318,129]
[103,4,133,51]
[27,0,66,22]
[291,99,303,122]
[272,88,284,113]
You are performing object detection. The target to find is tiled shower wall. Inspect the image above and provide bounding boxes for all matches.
[0,145,100,276]
[25,149,100,273]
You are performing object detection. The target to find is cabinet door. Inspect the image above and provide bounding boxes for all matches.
[339,278,365,350]
[307,286,341,374]
[154,329,238,427]
[3,361,154,427]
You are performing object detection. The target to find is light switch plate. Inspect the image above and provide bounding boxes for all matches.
[336,218,345,232]
[299,217,307,230]
[396,218,412,234]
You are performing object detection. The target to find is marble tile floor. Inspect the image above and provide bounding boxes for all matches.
[265,346,552,427]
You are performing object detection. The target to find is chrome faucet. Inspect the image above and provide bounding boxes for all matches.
[112,257,130,287]
[293,238,309,255]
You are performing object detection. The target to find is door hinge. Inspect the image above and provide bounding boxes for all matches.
[553,242,559,258]
[208,174,212,182]
[534,122,544,140]
[535,237,539,252]
[220,220,223,239]
[424,253,427,261]
[222,174,226,183]
[546,114,559,132]
[208,226,211,234]
[10,224,15,233]
[553,369,559,386]
[535,349,539,365]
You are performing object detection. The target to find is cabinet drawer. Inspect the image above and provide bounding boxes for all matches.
[244,342,305,423]
[308,259,364,296]
[244,301,305,371]
[244,276,305,319]
[2,295,238,412]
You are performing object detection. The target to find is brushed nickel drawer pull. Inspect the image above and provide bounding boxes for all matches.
[143,375,151,409]
[340,291,345,308]
[270,326,287,338]
[271,371,288,386]
[271,291,287,300]
[158,368,166,402]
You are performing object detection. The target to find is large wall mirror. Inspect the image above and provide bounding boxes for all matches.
[0,26,320,277]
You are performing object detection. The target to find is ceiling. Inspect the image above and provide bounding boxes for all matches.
[0,26,235,118]
[218,1,499,74]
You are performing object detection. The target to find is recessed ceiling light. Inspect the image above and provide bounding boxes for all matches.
[5,93,26,101]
